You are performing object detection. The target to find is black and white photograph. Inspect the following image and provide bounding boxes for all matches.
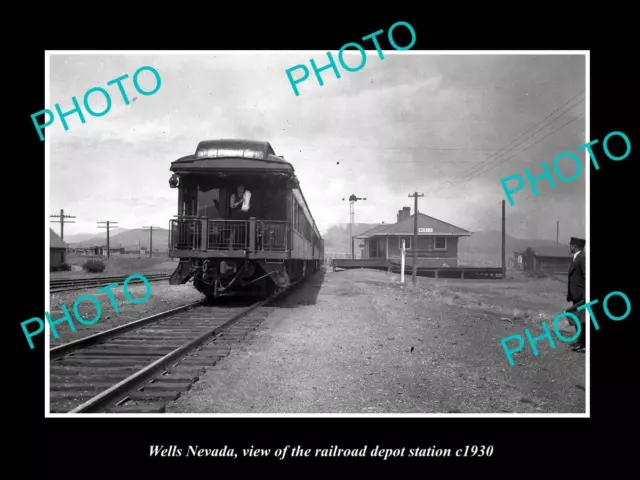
[45,51,587,416]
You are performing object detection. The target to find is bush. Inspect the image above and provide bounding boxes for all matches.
[83,259,106,273]
[50,263,72,272]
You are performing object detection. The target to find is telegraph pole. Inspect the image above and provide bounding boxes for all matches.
[50,209,75,241]
[408,192,424,285]
[342,194,367,259]
[501,200,506,278]
[143,226,159,258]
[97,221,118,258]
[556,220,560,250]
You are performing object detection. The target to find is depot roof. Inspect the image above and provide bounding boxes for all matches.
[50,228,67,249]
[355,213,471,239]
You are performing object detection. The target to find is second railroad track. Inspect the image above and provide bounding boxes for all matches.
[50,272,171,293]
[48,275,306,414]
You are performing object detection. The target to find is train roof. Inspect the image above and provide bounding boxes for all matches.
[170,139,322,240]
[170,139,294,174]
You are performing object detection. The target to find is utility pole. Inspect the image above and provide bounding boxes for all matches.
[501,200,506,279]
[556,220,559,250]
[342,194,367,259]
[50,209,75,241]
[97,220,118,259]
[408,192,424,285]
[143,225,159,258]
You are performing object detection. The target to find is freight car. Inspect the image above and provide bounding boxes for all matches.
[167,139,324,299]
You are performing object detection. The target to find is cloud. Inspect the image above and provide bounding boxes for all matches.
[49,53,586,242]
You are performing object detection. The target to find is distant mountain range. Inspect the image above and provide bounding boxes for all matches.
[64,223,566,258]
[68,228,170,250]
[64,228,131,244]
[458,230,564,256]
[322,223,565,257]
[322,223,387,253]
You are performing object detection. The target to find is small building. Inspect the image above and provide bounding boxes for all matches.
[522,246,572,274]
[355,207,472,268]
[50,228,68,268]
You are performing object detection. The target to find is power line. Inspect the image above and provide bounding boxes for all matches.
[432,91,585,193]
[435,110,584,194]
[433,92,584,192]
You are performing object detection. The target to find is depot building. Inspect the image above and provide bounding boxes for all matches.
[355,207,472,268]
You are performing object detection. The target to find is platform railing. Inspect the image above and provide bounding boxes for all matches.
[207,220,250,250]
[170,217,288,253]
[256,220,288,252]
[404,249,450,258]
[170,217,203,250]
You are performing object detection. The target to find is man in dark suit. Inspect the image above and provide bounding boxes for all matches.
[567,237,586,352]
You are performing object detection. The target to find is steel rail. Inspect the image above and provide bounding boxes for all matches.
[50,272,170,284]
[67,279,301,414]
[51,273,166,281]
[50,274,170,293]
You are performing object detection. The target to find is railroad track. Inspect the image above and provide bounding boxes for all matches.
[50,273,171,293]
[48,277,304,414]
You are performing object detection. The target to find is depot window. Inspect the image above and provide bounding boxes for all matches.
[399,236,411,249]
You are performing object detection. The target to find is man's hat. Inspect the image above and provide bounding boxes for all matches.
[569,237,585,247]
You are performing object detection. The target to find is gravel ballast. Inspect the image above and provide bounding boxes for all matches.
[47,282,205,348]
[166,268,586,414]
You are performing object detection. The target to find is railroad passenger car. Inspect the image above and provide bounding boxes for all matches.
[167,139,324,299]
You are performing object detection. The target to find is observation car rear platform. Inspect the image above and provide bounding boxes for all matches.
[167,139,324,299]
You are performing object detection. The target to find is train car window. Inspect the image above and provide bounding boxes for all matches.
[298,205,304,236]
[195,177,222,219]
[197,186,221,219]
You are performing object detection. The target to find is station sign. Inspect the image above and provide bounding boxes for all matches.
[196,148,264,159]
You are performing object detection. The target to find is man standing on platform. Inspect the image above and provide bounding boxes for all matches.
[567,236,586,352]
[228,184,252,249]
[230,184,252,220]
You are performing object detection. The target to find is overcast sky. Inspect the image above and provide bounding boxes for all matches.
[48,52,586,241]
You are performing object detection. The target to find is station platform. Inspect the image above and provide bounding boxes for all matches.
[331,258,503,279]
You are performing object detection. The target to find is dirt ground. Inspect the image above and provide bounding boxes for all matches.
[51,254,178,278]
[46,282,205,347]
[167,267,586,414]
